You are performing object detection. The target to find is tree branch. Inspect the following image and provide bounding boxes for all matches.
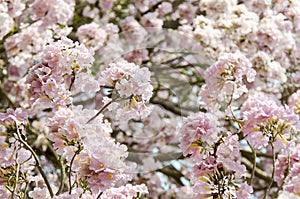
[242,157,271,182]
[150,97,189,116]
[157,165,185,186]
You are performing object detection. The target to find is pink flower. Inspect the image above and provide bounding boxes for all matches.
[199,0,237,18]
[191,158,245,198]
[42,78,59,98]
[0,134,14,167]
[157,2,172,17]
[241,93,300,149]
[98,61,153,127]
[87,170,117,193]
[100,184,148,199]
[140,12,163,28]
[28,187,51,199]
[251,51,287,94]
[82,5,99,18]
[72,72,99,93]
[179,112,220,161]
[53,187,94,199]
[283,164,300,196]
[236,183,253,199]
[0,4,14,40]
[26,62,73,107]
[3,21,53,79]
[28,0,75,27]
[244,0,271,13]
[171,2,197,24]
[47,105,135,194]
[133,0,159,13]
[275,143,300,196]
[0,185,11,199]
[99,0,115,11]
[216,134,247,178]
[289,90,300,115]
[42,36,94,78]
[123,49,149,65]
[25,37,97,108]
[200,52,256,111]
[76,22,107,50]
[6,0,26,17]
[120,17,147,43]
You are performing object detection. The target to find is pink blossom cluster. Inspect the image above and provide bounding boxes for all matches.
[0,3,14,40]
[98,61,153,129]
[47,105,136,194]
[0,108,32,166]
[288,90,300,115]
[119,105,179,155]
[4,22,53,79]
[100,183,148,199]
[179,112,249,198]
[25,36,97,110]
[27,0,75,28]
[2,0,300,198]
[275,143,300,196]
[179,112,220,160]
[241,93,300,149]
[200,52,256,111]
[0,108,35,198]
[29,187,94,199]
[191,158,252,198]
[192,160,253,198]
[3,0,74,80]
[76,22,119,51]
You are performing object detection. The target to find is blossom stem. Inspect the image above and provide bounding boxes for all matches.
[86,100,114,124]
[68,148,80,194]
[56,156,65,195]
[11,155,20,199]
[16,124,54,197]
[96,192,103,199]
[247,141,256,186]
[68,69,76,91]
[242,157,270,182]
[263,143,275,199]
[275,154,291,197]
[150,97,189,116]
[241,149,273,159]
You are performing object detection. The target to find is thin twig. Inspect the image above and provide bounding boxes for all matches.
[96,192,103,199]
[69,149,80,194]
[68,69,76,91]
[86,100,114,124]
[56,156,65,195]
[246,141,256,186]
[12,153,20,199]
[241,149,273,159]
[275,154,291,197]
[263,143,275,199]
[150,97,189,116]
[23,182,29,199]
[16,123,54,197]
[157,165,184,186]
